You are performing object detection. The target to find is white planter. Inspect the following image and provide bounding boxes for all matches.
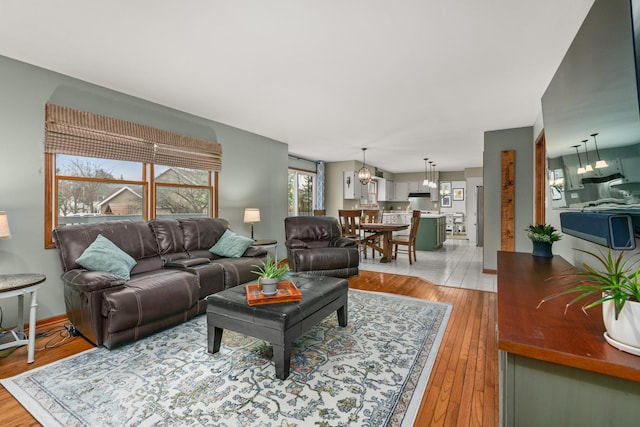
[602,298,640,355]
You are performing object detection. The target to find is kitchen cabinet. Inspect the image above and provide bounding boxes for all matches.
[394,182,409,201]
[376,178,387,201]
[385,180,394,201]
[415,215,446,251]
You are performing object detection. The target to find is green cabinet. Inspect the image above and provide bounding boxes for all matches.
[415,215,446,251]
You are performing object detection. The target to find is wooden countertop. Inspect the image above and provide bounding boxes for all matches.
[497,251,640,382]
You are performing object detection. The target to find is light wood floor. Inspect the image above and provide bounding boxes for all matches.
[0,271,498,426]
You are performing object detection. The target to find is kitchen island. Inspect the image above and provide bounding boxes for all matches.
[415,213,446,251]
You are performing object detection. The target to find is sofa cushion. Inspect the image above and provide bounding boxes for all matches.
[213,257,266,288]
[179,217,229,254]
[102,269,199,333]
[75,234,137,280]
[53,220,161,275]
[209,230,254,258]
[148,219,189,262]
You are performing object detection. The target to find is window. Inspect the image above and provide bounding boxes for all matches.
[288,169,316,216]
[154,165,212,218]
[44,104,220,248]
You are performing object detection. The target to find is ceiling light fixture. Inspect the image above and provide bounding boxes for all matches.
[423,158,429,186]
[357,148,372,185]
[582,139,593,172]
[591,133,608,168]
[573,144,586,174]
[430,163,438,189]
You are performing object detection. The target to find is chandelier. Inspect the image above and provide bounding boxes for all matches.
[357,148,372,185]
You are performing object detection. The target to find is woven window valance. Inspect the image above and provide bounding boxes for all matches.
[44,104,222,171]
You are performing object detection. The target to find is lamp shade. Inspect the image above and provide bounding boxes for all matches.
[243,208,260,223]
[0,211,11,239]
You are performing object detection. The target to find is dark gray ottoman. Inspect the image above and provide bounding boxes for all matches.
[206,274,348,380]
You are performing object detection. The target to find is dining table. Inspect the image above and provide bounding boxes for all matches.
[358,222,410,263]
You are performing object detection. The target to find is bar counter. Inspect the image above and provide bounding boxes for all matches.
[497,251,640,426]
[498,251,640,381]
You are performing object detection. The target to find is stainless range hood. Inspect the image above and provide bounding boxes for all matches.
[408,192,431,211]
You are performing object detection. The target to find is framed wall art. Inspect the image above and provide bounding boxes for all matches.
[453,188,464,201]
[440,181,452,197]
[441,195,452,208]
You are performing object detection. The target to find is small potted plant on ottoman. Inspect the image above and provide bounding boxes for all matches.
[251,254,289,296]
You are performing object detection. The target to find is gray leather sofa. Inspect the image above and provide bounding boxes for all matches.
[53,218,266,348]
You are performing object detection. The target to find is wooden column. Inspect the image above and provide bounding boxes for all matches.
[501,150,515,251]
[534,132,546,224]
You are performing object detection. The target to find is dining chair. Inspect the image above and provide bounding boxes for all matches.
[337,209,361,239]
[390,210,421,264]
[338,209,365,257]
[313,209,326,216]
[361,209,383,259]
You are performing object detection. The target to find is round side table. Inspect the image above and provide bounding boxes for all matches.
[252,239,278,262]
[0,273,46,363]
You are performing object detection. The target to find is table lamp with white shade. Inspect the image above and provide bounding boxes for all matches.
[0,211,11,240]
[244,208,260,240]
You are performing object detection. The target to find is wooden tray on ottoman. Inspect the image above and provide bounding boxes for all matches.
[246,281,302,306]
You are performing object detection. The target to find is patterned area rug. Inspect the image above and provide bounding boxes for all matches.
[2,289,451,427]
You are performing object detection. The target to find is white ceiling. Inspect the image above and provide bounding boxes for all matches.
[0,0,594,173]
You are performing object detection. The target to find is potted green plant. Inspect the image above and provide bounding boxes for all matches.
[526,223,561,257]
[251,254,289,296]
[538,248,640,355]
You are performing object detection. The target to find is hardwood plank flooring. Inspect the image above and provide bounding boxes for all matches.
[0,271,498,426]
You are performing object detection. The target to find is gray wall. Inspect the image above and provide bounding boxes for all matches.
[483,126,534,270]
[0,55,288,322]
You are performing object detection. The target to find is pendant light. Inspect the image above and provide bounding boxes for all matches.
[430,163,438,189]
[573,144,586,174]
[423,158,429,186]
[357,148,372,185]
[582,140,593,172]
[592,133,608,168]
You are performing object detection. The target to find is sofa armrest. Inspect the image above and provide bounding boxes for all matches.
[329,237,357,248]
[61,269,125,292]
[285,238,310,250]
[165,258,211,268]
[243,246,267,257]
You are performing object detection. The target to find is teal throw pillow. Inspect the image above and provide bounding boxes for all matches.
[75,234,137,280]
[209,229,254,258]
